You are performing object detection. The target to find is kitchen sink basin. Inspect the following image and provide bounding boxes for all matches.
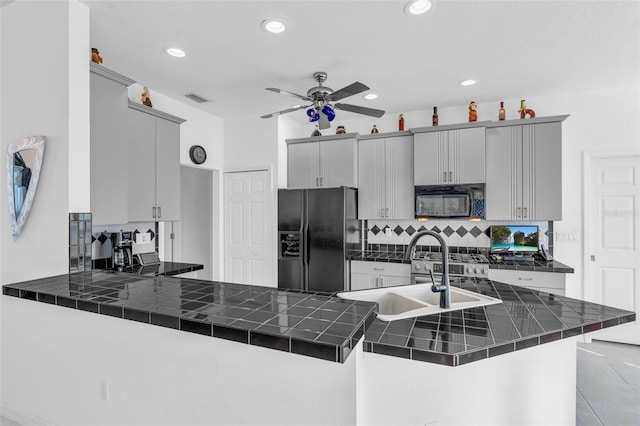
[336,284,502,321]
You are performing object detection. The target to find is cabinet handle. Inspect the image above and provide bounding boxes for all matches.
[449,171,452,182]
[380,208,384,218]
[373,268,385,271]
[385,208,389,218]
[315,177,319,186]
[517,277,533,281]
[152,207,156,218]
[158,206,161,218]
[516,207,522,218]
[374,277,379,288]
[443,171,447,182]
[523,207,528,218]
[320,177,323,186]
[379,277,384,287]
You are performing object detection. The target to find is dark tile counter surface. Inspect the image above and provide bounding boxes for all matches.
[362,277,634,366]
[347,249,574,273]
[487,257,574,273]
[2,270,376,363]
[109,262,204,277]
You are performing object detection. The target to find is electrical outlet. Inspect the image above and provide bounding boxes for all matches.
[138,232,151,244]
[385,227,392,237]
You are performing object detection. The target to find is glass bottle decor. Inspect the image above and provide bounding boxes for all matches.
[432,107,438,126]
[498,101,506,120]
[371,124,379,134]
[468,101,477,122]
[398,114,405,131]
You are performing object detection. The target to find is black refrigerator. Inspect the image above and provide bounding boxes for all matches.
[278,187,358,292]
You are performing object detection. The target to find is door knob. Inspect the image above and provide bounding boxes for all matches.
[591,255,596,261]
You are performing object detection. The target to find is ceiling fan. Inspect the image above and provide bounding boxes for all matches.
[260,71,385,129]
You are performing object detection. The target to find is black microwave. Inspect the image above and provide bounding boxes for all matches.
[415,184,485,219]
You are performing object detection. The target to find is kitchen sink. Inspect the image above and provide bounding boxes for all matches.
[336,284,502,321]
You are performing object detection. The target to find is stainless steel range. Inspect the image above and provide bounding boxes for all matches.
[411,251,489,284]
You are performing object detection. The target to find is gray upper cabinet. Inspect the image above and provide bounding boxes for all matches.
[90,63,135,226]
[358,133,414,219]
[413,125,486,185]
[127,102,185,222]
[287,134,357,189]
[485,116,568,220]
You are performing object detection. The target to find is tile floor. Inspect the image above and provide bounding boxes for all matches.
[1,340,638,425]
[577,340,640,425]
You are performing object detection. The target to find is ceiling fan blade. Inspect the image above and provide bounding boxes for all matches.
[335,103,385,118]
[326,82,370,102]
[265,87,312,102]
[318,114,331,130]
[260,105,310,119]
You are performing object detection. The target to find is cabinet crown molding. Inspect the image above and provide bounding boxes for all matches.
[485,114,570,128]
[127,100,186,124]
[90,62,136,86]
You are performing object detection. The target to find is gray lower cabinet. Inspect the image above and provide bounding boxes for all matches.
[485,116,568,220]
[350,261,411,290]
[287,134,357,189]
[358,134,414,219]
[90,63,135,225]
[127,102,185,222]
[414,126,486,185]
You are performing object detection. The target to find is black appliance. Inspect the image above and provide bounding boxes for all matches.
[414,184,485,219]
[278,187,358,292]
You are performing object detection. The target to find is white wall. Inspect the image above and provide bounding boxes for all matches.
[2,296,358,426]
[0,0,90,285]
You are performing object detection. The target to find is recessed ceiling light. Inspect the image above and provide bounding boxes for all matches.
[166,47,186,58]
[460,79,477,86]
[363,93,378,100]
[405,0,432,16]
[262,19,286,34]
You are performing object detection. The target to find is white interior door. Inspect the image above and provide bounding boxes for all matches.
[224,170,272,286]
[588,154,640,344]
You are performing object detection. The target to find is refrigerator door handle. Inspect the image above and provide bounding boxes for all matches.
[304,223,310,264]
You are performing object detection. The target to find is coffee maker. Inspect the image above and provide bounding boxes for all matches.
[113,231,133,268]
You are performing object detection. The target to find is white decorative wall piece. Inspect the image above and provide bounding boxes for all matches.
[7,135,46,242]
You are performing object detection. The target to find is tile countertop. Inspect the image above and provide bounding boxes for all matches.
[2,270,376,364]
[347,250,575,273]
[4,271,633,367]
[362,277,634,366]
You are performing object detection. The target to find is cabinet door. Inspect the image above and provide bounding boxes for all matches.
[155,118,181,221]
[320,138,358,188]
[414,132,447,185]
[351,272,376,290]
[128,108,157,222]
[90,73,129,225]
[288,142,319,189]
[358,139,386,219]
[451,127,486,184]
[485,126,519,220]
[386,135,415,219]
[530,122,562,220]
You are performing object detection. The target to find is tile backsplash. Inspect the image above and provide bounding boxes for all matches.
[91,222,158,268]
[365,219,552,252]
[69,213,92,273]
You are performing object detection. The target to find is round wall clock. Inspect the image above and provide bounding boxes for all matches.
[189,145,207,165]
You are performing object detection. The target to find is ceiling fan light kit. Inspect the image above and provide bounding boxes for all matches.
[261,71,385,129]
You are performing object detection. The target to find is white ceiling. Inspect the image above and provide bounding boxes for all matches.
[85,0,639,124]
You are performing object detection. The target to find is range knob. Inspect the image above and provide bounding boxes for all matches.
[414,263,421,271]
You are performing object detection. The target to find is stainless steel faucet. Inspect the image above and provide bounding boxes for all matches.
[405,230,451,309]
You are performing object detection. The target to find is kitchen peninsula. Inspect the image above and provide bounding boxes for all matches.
[2,271,634,425]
